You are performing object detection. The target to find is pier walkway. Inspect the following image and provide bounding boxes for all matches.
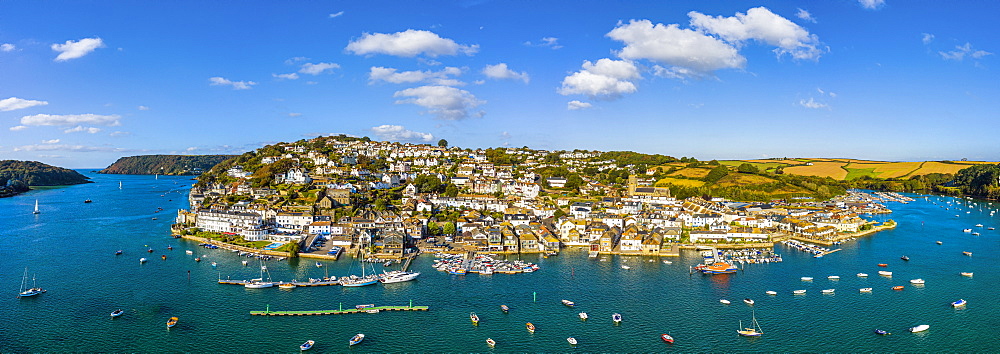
[251,304,429,316]
[218,279,341,287]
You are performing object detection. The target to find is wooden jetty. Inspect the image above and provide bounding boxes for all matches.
[251,304,429,316]
[218,279,341,287]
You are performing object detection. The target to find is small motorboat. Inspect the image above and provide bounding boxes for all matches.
[186,250,194,255]
[892,285,905,290]
[561,299,575,307]
[110,309,124,318]
[857,273,869,277]
[662,260,672,264]
[470,312,479,325]
[567,337,578,345]
[162,255,167,260]
[720,299,731,305]
[743,298,754,305]
[793,290,806,295]
[936,241,943,245]
[115,250,123,255]
[878,271,892,276]
[963,251,973,256]
[909,324,929,333]
[822,289,835,294]
[299,340,314,351]
[139,258,147,264]
[961,272,974,277]
[501,304,510,313]
[349,333,365,346]
[765,291,777,295]
[147,248,154,253]
[84,199,92,203]
[621,265,631,270]
[279,282,296,289]
[612,313,622,324]
[909,279,925,284]
[211,262,217,267]
[874,329,890,335]
[900,256,909,261]
[860,287,873,293]
[877,263,888,267]
[526,322,536,333]
[801,277,813,281]
[661,333,674,343]
[578,312,588,320]
[486,338,496,347]
[976,224,984,227]
[365,309,380,314]
[828,275,840,280]
[952,299,967,307]
[166,317,178,328]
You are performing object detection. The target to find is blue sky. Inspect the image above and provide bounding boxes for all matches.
[1,0,996,168]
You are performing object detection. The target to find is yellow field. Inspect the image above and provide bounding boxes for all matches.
[669,167,712,178]
[869,161,922,178]
[909,161,993,176]
[715,174,780,187]
[654,177,706,188]
[782,161,848,179]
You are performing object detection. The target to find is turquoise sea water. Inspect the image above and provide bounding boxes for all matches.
[1,172,998,352]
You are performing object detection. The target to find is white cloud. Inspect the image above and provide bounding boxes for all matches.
[186,147,199,152]
[393,85,485,120]
[370,124,435,143]
[42,139,60,144]
[13,144,140,152]
[939,42,993,61]
[51,37,105,61]
[1,43,15,52]
[799,97,829,109]
[285,56,309,65]
[63,125,102,134]
[524,37,563,49]
[796,8,816,23]
[369,66,464,86]
[567,100,593,110]
[273,73,300,80]
[607,20,745,77]
[689,7,824,60]
[288,113,302,117]
[558,58,639,99]
[299,62,340,75]
[21,113,121,127]
[817,88,837,97]
[109,131,130,137]
[9,125,28,131]
[0,97,48,111]
[346,29,478,57]
[482,63,530,83]
[329,11,344,18]
[859,0,885,10]
[209,77,257,90]
[500,131,512,139]
[138,105,149,111]
[922,33,935,45]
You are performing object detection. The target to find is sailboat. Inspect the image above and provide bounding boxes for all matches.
[244,260,274,288]
[17,268,46,298]
[340,257,379,287]
[737,309,763,337]
[119,181,122,189]
[32,200,40,214]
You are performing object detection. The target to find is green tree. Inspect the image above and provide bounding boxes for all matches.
[442,222,456,236]
[737,163,759,174]
[437,139,448,147]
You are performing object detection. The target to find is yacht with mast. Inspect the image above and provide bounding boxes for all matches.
[737,310,763,337]
[17,268,45,298]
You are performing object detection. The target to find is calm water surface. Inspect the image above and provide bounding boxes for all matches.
[1,172,997,352]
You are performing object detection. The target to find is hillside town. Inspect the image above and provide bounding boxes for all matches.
[172,135,894,259]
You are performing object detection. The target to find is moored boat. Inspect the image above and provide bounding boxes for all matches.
[801,277,813,281]
[737,310,763,337]
[110,309,124,317]
[909,279,925,284]
[936,241,942,245]
[878,271,892,276]
[720,299,731,305]
[694,261,738,274]
[379,270,420,283]
[860,287,873,293]
[612,313,622,324]
[501,304,509,313]
[874,329,890,335]
[299,340,314,351]
[561,299,575,307]
[877,263,888,267]
[822,289,835,294]
[793,290,806,295]
[963,251,973,256]
[278,282,296,289]
[470,312,479,325]
[892,285,905,290]
[960,272,973,277]
[578,312,588,320]
[115,250,123,255]
[567,337,577,345]
[139,258,147,264]
[743,298,754,305]
[765,290,777,295]
[901,255,909,261]
[909,324,929,333]
[486,338,496,347]
[526,322,535,333]
[828,275,840,280]
[349,333,364,346]
[952,299,967,307]
[661,333,674,343]
[166,316,178,328]
[857,273,868,277]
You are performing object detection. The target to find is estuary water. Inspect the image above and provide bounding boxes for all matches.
[1,171,998,352]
